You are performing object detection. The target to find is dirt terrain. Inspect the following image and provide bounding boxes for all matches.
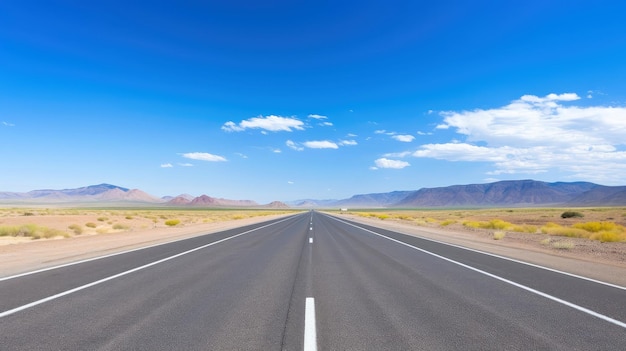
[1,208,625,287]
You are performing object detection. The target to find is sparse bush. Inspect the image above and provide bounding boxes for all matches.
[573,221,617,233]
[68,224,83,235]
[440,220,456,226]
[85,222,97,228]
[165,219,181,226]
[97,217,108,222]
[112,223,130,230]
[125,216,134,220]
[0,224,66,239]
[493,231,506,240]
[561,211,584,219]
[552,241,574,250]
[22,212,35,216]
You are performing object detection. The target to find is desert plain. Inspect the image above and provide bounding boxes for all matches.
[1,207,625,287]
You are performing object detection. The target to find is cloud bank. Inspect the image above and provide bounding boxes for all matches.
[415,93,626,183]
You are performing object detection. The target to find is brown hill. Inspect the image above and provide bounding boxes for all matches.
[186,195,258,207]
[264,201,290,208]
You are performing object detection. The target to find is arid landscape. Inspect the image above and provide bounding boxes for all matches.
[2,206,625,286]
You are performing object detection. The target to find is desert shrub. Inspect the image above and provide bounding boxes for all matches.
[165,219,181,226]
[22,212,35,216]
[540,238,552,246]
[97,217,108,222]
[552,241,574,250]
[376,214,389,220]
[85,222,97,228]
[463,219,511,230]
[541,224,589,238]
[68,224,83,235]
[510,224,538,233]
[493,231,506,240]
[125,216,134,220]
[561,211,584,219]
[440,220,456,226]
[572,221,618,233]
[590,231,625,242]
[0,224,66,239]
[112,223,130,230]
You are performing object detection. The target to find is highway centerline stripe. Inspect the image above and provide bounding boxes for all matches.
[0,215,297,318]
[309,238,313,244]
[328,215,626,330]
[304,297,317,351]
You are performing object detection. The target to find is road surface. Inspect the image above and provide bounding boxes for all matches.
[1,211,625,350]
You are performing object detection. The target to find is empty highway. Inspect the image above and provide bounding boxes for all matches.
[1,211,625,350]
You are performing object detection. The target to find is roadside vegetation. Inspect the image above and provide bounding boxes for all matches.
[338,207,626,243]
[0,208,297,241]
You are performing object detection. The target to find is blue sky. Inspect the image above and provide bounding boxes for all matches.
[1,1,626,203]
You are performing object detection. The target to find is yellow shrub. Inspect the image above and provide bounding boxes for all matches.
[573,221,619,233]
[541,226,589,238]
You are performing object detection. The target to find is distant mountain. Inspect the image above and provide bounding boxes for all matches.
[264,201,290,208]
[394,180,600,207]
[286,199,338,207]
[0,183,162,203]
[324,180,624,208]
[333,191,414,208]
[184,195,259,207]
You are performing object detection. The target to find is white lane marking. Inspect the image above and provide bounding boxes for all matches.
[0,216,299,318]
[327,215,626,329]
[310,227,313,231]
[0,215,299,282]
[327,215,626,291]
[309,238,313,244]
[304,297,317,351]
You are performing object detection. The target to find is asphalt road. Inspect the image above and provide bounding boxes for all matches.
[1,211,625,350]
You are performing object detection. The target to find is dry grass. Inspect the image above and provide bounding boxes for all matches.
[0,208,297,242]
[340,207,626,242]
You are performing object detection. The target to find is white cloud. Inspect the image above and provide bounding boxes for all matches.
[272,148,282,153]
[287,181,294,185]
[339,139,358,146]
[392,134,415,142]
[308,114,327,119]
[179,163,194,167]
[303,140,339,149]
[319,121,334,127]
[374,129,387,134]
[182,152,227,162]
[222,115,304,132]
[383,151,412,158]
[415,93,626,184]
[286,140,304,151]
[160,163,173,168]
[235,153,248,159]
[2,121,15,127]
[374,158,410,169]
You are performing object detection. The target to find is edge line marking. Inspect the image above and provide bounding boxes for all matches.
[326,214,626,329]
[0,215,300,318]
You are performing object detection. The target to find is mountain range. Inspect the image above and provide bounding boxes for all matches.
[1,180,625,207]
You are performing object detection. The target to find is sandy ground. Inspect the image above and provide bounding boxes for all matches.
[1,210,625,288]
